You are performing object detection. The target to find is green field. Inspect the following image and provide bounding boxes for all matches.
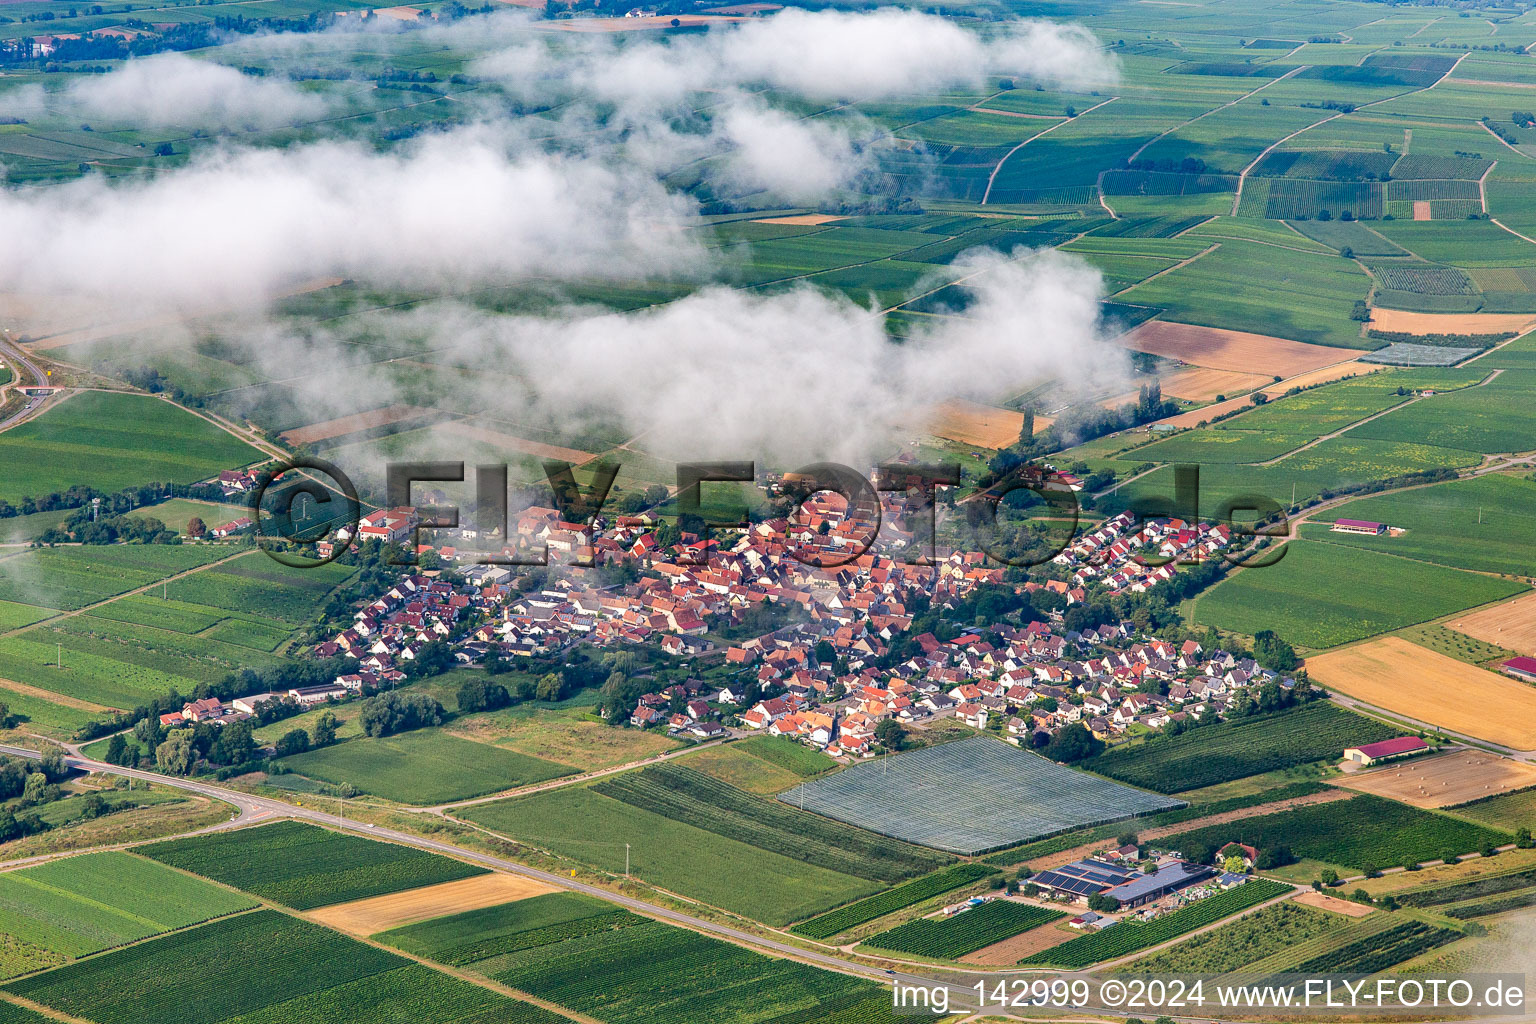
[2,910,562,1024]
[281,729,577,804]
[1311,474,1536,576]
[1081,703,1398,793]
[162,552,357,627]
[590,763,951,884]
[791,864,999,940]
[0,392,262,504]
[458,787,882,927]
[0,852,256,978]
[1162,794,1510,871]
[0,544,229,612]
[1127,901,1346,973]
[140,821,487,910]
[862,900,1064,960]
[1191,540,1524,649]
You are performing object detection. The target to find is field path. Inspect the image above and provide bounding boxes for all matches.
[1127,64,1308,166]
[1019,789,1356,872]
[0,549,249,643]
[1231,111,1345,215]
[419,735,730,813]
[1108,243,1218,298]
[981,96,1118,205]
[1093,883,1301,970]
[0,677,112,714]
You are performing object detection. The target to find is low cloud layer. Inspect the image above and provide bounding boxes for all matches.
[68,53,330,128]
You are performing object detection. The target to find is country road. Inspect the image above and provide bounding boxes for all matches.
[0,332,59,431]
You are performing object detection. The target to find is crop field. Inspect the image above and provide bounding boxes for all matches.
[386,889,909,1023]
[2,910,563,1024]
[0,852,256,978]
[483,914,907,1024]
[1338,750,1536,809]
[1163,794,1509,871]
[593,763,951,884]
[458,787,881,926]
[1081,703,1398,793]
[1397,866,1536,910]
[378,891,623,963]
[1264,180,1385,221]
[1311,473,1536,576]
[1190,541,1523,650]
[863,900,1064,960]
[1369,262,1477,295]
[778,736,1181,855]
[790,864,999,940]
[0,544,229,612]
[1307,636,1536,749]
[1127,901,1346,973]
[163,552,357,627]
[1019,880,1292,967]
[1446,589,1536,651]
[307,873,555,936]
[0,601,53,631]
[1347,369,1536,454]
[1292,919,1462,974]
[1121,320,1347,375]
[281,729,576,804]
[1120,241,1373,348]
[140,821,488,910]
[0,392,261,503]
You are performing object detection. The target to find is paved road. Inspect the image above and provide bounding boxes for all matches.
[0,332,55,431]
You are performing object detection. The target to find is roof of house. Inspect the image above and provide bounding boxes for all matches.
[1504,656,1536,674]
[1104,860,1214,903]
[1335,518,1383,530]
[1350,736,1428,758]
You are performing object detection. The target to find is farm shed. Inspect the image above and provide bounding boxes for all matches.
[1344,736,1428,766]
[1104,860,1216,909]
[1502,656,1536,684]
[1332,518,1386,536]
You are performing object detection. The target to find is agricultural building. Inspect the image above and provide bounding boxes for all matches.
[1103,860,1216,909]
[1344,736,1429,766]
[1032,858,1139,901]
[1332,518,1386,536]
[1502,656,1536,684]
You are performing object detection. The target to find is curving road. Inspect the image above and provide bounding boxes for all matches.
[0,332,58,431]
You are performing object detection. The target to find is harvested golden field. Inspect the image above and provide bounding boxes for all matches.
[438,419,595,464]
[1413,201,1433,221]
[305,872,555,935]
[1160,366,1272,402]
[1336,749,1536,808]
[1264,361,1379,396]
[930,399,1051,449]
[1124,321,1348,376]
[962,920,1076,964]
[1448,590,1536,652]
[750,214,846,225]
[1366,309,1536,335]
[280,405,431,445]
[1293,891,1375,917]
[1306,636,1536,749]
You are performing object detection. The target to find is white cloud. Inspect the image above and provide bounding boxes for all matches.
[66,53,329,128]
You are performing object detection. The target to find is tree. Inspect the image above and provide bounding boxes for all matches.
[406,640,454,679]
[535,672,565,702]
[1256,844,1293,870]
[1117,831,1138,848]
[105,733,129,766]
[1319,868,1339,887]
[211,720,255,764]
[1019,407,1035,447]
[312,711,338,746]
[274,728,311,757]
[186,516,206,538]
[156,730,196,775]
[1086,892,1119,913]
[20,772,50,807]
[1252,629,1298,671]
[357,692,445,737]
[1042,723,1103,762]
[1515,827,1533,849]
[0,702,10,729]
[875,719,908,751]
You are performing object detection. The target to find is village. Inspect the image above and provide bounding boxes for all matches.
[145,475,1315,768]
